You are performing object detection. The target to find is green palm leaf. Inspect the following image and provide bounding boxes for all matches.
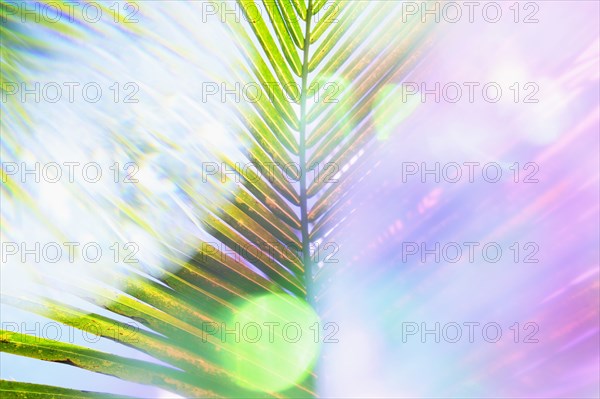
[1,1,433,397]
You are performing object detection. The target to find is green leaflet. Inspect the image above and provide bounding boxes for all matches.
[0,330,212,398]
[0,380,134,399]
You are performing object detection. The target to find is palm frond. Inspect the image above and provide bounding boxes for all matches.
[1,1,433,397]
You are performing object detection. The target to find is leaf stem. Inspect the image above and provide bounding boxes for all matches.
[300,0,314,304]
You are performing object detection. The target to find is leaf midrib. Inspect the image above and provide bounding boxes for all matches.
[299,0,314,304]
